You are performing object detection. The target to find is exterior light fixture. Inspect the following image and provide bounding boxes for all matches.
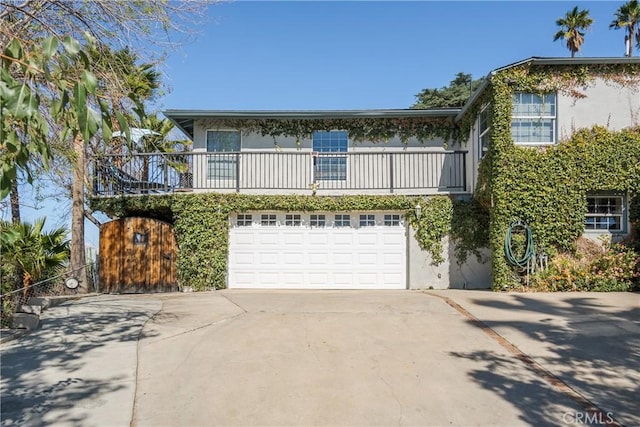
[415,203,422,219]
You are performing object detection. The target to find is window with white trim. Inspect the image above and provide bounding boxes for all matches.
[384,214,401,226]
[313,131,348,181]
[585,195,625,232]
[334,214,350,227]
[359,214,375,227]
[285,214,301,226]
[478,104,490,159]
[511,92,556,144]
[310,214,326,227]
[206,130,240,179]
[260,214,277,226]
[236,214,252,227]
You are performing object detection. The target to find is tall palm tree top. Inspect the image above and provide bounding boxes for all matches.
[553,6,594,58]
[610,0,640,56]
[610,0,640,29]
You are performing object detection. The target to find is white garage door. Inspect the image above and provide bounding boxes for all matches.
[228,212,406,289]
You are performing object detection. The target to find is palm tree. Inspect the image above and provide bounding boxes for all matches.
[610,0,640,57]
[0,218,70,289]
[553,6,594,58]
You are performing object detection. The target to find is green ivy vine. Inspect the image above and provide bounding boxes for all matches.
[477,62,640,290]
[91,193,489,290]
[200,116,459,145]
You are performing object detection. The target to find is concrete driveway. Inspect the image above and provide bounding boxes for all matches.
[132,290,638,427]
[1,290,638,427]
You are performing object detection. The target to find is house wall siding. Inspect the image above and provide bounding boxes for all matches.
[189,119,469,195]
[407,229,492,290]
[557,78,639,139]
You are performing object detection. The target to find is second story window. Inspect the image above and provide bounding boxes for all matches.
[511,92,556,145]
[207,130,240,179]
[313,131,348,181]
[478,104,490,159]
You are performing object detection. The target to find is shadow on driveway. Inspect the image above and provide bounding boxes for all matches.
[1,295,160,427]
[441,291,640,426]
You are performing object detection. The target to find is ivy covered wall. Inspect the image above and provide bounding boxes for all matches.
[91,61,639,291]
[92,193,488,290]
[475,63,640,289]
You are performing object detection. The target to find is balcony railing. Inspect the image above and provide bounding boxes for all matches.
[91,150,467,196]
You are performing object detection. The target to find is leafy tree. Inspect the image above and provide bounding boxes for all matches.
[553,6,594,57]
[412,73,483,109]
[1,0,210,291]
[1,35,139,290]
[0,1,210,61]
[610,0,640,57]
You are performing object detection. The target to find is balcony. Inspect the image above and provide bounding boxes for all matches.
[91,150,468,197]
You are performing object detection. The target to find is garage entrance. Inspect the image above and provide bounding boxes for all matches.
[228,212,406,289]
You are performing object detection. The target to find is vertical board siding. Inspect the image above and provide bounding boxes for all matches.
[99,217,178,293]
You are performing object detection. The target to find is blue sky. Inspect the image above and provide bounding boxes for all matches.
[158,1,630,112]
[5,0,634,246]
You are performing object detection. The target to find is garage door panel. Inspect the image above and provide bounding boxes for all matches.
[284,252,304,265]
[259,253,279,264]
[234,232,256,245]
[283,273,303,286]
[334,272,355,286]
[308,253,329,264]
[309,272,329,285]
[333,253,353,264]
[358,233,378,245]
[383,233,404,245]
[334,233,354,245]
[309,233,329,245]
[358,253,378,264]
[383,253,403,265]
[229,212,405,289]
[284,233,304,245]
[259,233,279,244]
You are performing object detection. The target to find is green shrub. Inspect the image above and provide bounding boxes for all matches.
[531,242,639,292]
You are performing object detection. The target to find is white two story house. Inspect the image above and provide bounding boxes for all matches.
[93,57,639,291]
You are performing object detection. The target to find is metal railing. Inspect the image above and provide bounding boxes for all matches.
[92,150,467,196]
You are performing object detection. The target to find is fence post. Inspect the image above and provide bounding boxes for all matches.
[462,152,467,192]
[389,153,394,193]
[235,153,241,193]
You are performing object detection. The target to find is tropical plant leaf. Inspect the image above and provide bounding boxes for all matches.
[62,35,80,56]
[41,37,59,60]
[81,70,98,94]
[74,82,89,141]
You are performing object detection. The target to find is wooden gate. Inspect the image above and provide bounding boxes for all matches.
[99,217,178,293]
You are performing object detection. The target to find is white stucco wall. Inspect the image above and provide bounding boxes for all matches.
[557,78,639,140]
[407,227,492,290]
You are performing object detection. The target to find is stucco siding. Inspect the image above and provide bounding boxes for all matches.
[407,227,492,290]
[557,78,639,140]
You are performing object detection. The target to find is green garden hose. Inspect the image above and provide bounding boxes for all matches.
[504,222,535,269]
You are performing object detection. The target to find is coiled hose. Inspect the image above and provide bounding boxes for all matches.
[504,222,535,269]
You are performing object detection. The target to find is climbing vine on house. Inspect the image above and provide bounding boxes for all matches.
[92,193,489,290]
[473,62,640,290]
[91,62,640,292]
[199,116,459,145]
